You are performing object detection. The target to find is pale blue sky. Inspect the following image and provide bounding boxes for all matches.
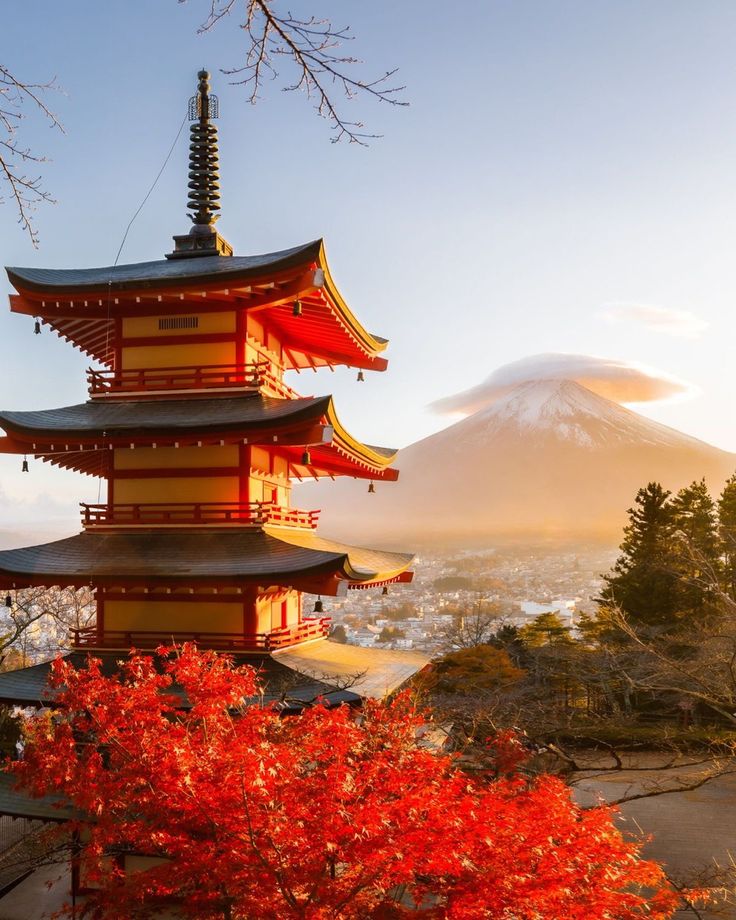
[3,1,736,529]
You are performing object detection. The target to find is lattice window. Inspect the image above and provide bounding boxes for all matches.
[158,316,199,331]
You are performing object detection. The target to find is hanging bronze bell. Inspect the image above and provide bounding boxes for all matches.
[301,448,311,466]
[293,300,302,317]
[34,319,41,335]
[368,481,375,494]
[313,597,324,614]
[357,370,365,382]
[4,595,11,609]
[382,586,389,596]
[21,458,29,473]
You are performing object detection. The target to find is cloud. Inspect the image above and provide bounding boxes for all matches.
[602,303,708,338]
[430,353,697,416]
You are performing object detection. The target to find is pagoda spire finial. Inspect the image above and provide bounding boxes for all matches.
[167,69,233,260]
[187,69,220,227]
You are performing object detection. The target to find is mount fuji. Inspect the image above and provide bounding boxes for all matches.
[296,379,736,544]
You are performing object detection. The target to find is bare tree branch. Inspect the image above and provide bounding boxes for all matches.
[0,586,95,669]
[185,1,408,144]
[0,65,63,246]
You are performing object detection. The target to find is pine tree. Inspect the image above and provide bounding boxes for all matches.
[518,612,572,648]
[598,482,680,630]
[670,479,719,564]
[719,473,736,600]
[669,479,720,616]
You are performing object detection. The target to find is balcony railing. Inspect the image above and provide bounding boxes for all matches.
[70,617,331,652]
[80,502,320,529]
[87,362,298,399]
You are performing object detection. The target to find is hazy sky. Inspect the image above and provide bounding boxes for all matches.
[3,1,736,530]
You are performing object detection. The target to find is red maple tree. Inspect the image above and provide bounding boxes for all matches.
[11,645,689,919]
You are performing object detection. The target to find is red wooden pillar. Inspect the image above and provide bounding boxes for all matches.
[239,444,251,508]
[242,586,258,642]
[235,308,246,370]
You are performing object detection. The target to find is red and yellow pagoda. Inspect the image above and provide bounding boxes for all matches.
[0,71,412,658]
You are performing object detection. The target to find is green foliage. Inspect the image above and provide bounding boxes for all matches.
[575,611,607,645]
[519,612,572,648]
[671,478,719,560]
[670,478,721,616]
[719,474,736,599]
[598,477,736,633]
[598,482,680,630]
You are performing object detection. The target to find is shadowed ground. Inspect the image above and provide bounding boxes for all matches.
[574,756,736,919]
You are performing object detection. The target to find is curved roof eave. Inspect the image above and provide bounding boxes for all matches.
[0,394,332,439]
[323,397,398,470]
[0,394,399,477]
[7,239,389,362]
[0,530,414,586]
[5,240,324,294]
[273,529,414,583]
[314,240,388,357]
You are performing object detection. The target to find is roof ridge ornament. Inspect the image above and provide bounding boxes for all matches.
[167,69,233,260]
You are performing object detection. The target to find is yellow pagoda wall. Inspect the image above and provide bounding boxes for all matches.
[111,445,241,505]
[109,445,293,506]
[113,476,240,505]
[246,315,283,364]
[119,312,236,371]
[104,599,244,635]
[254,589,302,634]
[91,312,311,647]
[248,447,290,506]
[115,311,289,386]
[99,590,303,642]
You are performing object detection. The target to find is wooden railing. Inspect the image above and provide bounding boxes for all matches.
[87,362,298,399]
[70,617,331,652]
[80,502,320,529]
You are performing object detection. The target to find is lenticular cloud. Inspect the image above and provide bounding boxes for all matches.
[430,353,696,416]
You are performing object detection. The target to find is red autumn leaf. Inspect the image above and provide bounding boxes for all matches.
[9,644,697,919]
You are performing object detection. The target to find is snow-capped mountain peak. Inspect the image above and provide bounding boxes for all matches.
[457,378,709,451]
[297,376,735,542]
[479,378,610,425]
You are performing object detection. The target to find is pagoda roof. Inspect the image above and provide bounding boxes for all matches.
[0,393,399,480]
[0,530,413,592]
[7,241,323,293]
[0,649,357,710]
[0,771,76,822]
[0,393,331,437]
[6,239,389,371]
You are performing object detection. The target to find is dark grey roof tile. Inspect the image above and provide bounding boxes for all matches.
[0,530,413,582]
[0,394,330,437]
[6,241,322,292]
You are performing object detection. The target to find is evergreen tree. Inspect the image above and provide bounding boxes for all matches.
[670,479,719,563]
[492,623,525,666]
[669,479,720,616]
[598,482,680,630]
[518,612,572,648]
[719,473,736,600]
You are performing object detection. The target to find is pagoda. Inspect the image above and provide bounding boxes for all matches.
[0,70,413,664]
